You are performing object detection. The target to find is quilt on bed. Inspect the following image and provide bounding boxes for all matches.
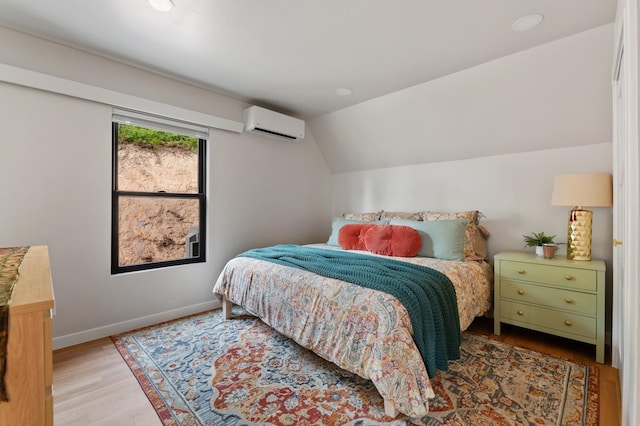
[212,244,492,423]
[238,244,461,378]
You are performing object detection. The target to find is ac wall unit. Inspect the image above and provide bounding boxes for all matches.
[244,106,305,142]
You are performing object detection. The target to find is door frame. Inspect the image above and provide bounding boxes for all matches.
[613,1,640,425]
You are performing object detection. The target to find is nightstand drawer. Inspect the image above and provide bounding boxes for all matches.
[500,260,596,291]
[500,280,596,315]
[500,300,596,339]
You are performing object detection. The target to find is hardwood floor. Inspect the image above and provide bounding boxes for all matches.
[52,314,621,425]
[53,338,161,426]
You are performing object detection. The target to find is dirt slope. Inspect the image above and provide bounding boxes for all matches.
[117,143,198,267]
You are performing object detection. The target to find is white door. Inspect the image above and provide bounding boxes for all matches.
[612,35,625,370]
[612,1,640,424]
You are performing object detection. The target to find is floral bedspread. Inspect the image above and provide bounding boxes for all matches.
[212,244,492,423]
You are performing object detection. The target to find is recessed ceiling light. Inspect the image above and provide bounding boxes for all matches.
[336,88,353,96]
[148,0,174,12]
[512,14,544,32]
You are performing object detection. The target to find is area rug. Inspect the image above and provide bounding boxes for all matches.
[112,309,598,426]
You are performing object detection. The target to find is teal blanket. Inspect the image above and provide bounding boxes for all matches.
[237,244,461,378]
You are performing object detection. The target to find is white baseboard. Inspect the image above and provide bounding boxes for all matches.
[52,299,221,350]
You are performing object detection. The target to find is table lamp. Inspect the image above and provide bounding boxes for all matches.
[551,173,612,260]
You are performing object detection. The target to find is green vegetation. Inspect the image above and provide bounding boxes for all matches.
[118,124,199,151]
[523,231,557,247]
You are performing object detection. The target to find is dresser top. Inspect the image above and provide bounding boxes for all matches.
[9,245,54,314]
[495,250,606,271]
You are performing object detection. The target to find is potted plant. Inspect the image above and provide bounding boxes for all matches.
[523,232,557,257]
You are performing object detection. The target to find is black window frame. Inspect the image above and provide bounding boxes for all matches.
[111,122,206,274]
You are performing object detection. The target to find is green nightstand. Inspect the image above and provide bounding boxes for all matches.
[494,251,606,363]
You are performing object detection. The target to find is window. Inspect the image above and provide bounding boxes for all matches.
[111,110,207,274]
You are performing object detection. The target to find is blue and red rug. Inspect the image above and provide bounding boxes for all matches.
[112,309,598,425]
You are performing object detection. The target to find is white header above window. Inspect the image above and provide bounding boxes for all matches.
[0,63,244,133]
[112,108,209,139]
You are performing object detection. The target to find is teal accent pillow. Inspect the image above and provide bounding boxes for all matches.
[327,217,387,246]
[389,219,467,261]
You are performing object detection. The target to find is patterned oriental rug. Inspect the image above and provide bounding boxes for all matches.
[112,309,599,426]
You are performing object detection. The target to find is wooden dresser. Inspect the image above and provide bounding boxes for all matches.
[494,251,606,363]
[0,246,54,425]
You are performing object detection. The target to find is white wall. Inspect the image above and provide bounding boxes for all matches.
[332,143,613,263]
[0,27,246,122]
[326,22,615,337]
[325,19,615,265]
[310,24,613,174]
[331,142,614,338]
[0,29,331,348]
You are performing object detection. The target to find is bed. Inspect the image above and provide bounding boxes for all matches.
[212,211,492,425]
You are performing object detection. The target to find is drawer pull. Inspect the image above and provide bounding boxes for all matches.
[517,269,525,274]
[517,310,524,316]
[565,275,574,281]
[517,289,525,295]
[564,320,572,326]
[565,298,574,304]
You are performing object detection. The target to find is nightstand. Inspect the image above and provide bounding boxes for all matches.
[493,251,606,363]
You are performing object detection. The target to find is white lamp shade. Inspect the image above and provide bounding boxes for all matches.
[551,173,613,207]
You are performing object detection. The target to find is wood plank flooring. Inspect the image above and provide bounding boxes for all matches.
[53,338,162,426]
[52,313,621,425]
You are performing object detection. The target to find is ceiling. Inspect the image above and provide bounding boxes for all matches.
[0,0,617,118]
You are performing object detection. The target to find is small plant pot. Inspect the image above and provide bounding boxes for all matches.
[542,243,557,259]
[535,246,544,256]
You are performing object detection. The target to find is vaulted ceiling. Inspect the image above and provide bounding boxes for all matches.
[0,0,617,119]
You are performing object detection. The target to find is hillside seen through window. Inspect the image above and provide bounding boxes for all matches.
[111,122,206,274]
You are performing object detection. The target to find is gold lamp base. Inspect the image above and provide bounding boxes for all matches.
[566,207,592,261]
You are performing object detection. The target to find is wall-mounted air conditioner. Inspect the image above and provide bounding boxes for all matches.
[244,106,305,142]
